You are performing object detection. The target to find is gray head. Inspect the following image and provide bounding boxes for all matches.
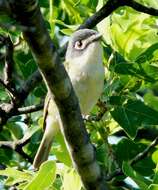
[66,29,102,61]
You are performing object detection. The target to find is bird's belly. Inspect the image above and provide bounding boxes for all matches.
[71,70,104,115]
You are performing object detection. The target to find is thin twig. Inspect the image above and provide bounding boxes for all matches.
[0,78,17,97]
[130,136,158,165]
[125,0,158,16]
[18,70,42,101]
[4,36,14,86]
[85,100,107,122]
[17,103,44,115]
[106,137,158,181]
[0,22,35,32]
[0,137,33,163]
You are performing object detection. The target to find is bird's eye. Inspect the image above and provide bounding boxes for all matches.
[74,40,84,50]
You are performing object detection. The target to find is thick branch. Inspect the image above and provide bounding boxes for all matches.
[79,0,158,30]
[9,1,108,189]
[79,0,125,29]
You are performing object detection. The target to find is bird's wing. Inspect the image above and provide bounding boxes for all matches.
[64,61,70,72]
[43,93,51,130]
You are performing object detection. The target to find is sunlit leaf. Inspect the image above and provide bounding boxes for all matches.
[0,168,32,186]
[24,161,56,190]
[62,167,82,190]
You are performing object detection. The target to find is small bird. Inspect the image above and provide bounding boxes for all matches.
[33,29,104,169]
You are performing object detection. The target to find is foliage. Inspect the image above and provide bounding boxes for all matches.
[0,0,158,190]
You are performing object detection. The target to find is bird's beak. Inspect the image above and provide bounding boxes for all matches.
[91,33,102,42]
[76,32,102,50]
[93,33,102,41]
[84,32,102,47]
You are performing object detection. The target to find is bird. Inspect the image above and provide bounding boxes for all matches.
[33,29,105,169]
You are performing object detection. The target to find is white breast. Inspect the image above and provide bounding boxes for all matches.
[66,42,104,115]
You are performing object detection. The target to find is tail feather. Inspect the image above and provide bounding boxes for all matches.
[33,134,53,169]
[33,98,60,169]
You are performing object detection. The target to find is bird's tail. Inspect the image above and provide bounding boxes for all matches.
[33,120,59,169]
[33,132,53,169]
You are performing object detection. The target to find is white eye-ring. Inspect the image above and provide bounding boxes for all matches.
[74,40,85,50]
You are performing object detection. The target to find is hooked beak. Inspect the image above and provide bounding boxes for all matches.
[91,33,102,42]
[86,32,102,45]
[80,32,102,49]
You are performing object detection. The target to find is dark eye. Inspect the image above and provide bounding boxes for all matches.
[74,40,84,50]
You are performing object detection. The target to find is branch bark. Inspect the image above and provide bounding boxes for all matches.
[0,70,42,127]
[79,0,158,29]
[8,0,108,189]
[0,137,32,163]
[17,103,44,115]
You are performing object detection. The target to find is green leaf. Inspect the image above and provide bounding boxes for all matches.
[152,164,158,184]
[122,162,151,190]
[0,168,32,186]
[60,28,74,35]
[109,96,126,106]
[148,184,158,190]
[39,0,49,8]
[114,62,158,82]
[54,19,79,31]
[53,133,72,167]
[24,161,56,190]
[62,168,82,190]
[111,100,158,139]
[144,92,158,112]
[136,43,158,64]
[115,137,155,176]
[115,138,143,163]
[98,6,158,61]
[6,122,25,139]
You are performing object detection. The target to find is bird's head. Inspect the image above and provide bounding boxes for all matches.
[66,29,102,66]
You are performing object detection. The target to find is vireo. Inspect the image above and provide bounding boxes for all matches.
[33,29,104,168]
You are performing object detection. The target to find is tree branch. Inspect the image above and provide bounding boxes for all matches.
[8,1,108,189]
[4,37,13,84]
[130,136,158,165]
[106,137,158,181]
[85,100,107,122]
[0,137,32,163]
[17,103,43,115]
[79,0,158,30]
[18,70,42,101]
[0,78,16,98]
[0,34,43,128]
[0,70,42,127]
[125,0,158,16]
[58,0,158,55]
[79,0,125,29]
